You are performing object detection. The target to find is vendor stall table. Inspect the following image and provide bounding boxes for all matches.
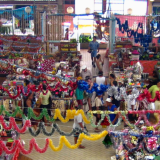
[109,60,158,76]
[131,60,158,76]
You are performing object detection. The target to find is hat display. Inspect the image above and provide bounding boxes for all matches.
[106,98,112,102]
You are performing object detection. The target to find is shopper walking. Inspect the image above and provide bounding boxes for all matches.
[95,54,104,75]
[88,36,99,67]
[73,105,86,149]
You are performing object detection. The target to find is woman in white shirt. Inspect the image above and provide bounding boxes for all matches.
[39,84,52,124]
[95,54,104,75]
[95,71,107,87]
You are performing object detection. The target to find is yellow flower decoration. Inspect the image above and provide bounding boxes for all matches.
[77,76,82,81]
[53,109,90,124]
[52,71,56,75]
[131,136,138,145]
[49,131,108,151]
[147,126,154,131]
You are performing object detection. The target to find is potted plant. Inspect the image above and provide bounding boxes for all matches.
[79,35,92,49]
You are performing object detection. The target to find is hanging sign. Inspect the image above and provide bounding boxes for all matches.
[102,0,106,14]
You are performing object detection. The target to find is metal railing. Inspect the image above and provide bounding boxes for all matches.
[0,0,56,1]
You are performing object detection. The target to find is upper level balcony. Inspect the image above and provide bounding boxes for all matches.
[0,0,57,5]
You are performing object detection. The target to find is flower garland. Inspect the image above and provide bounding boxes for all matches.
[135,113,160,129]
[0,138,49,155]
[0,131,108,154]
[53,109,90,124]
[105,114,122,127]
[87,112,106,128]
[78,80,109,94]
[0,83,77,99]
[0,106,90,124]
[29,123,89,137]
[49,131,108,151]
[90,110,160,115]
[0,115,89,136]
[137,89,160,102]
[0,116,31,133]
[121,113,135,129]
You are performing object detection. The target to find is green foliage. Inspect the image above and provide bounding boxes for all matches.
[79,35,92,43]
[70,39,77,43]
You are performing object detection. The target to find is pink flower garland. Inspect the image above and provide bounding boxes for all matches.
[0,116,31,133]
[137,89,160,102]
[134,113,160,129]
[0,82,75,99]
[148,137,157,150]
[0,138,49,155]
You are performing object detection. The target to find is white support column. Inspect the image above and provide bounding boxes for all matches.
[109,13,116,53]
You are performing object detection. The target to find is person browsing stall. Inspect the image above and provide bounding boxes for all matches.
[88,36,99,67]
[149,80,160,111]
[105,98,118,126]
[84,76,93,111]
[80,65,92,80]
[39,84,52,124]
[149,80,160,99]
[73,105,86,149]
[92,93,104,132]
[110,81,120,108]
[24,92,39,131]
[109,74,116,86]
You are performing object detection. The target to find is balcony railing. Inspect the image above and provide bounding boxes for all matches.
[0,0,57,4]
[1,0,56,1]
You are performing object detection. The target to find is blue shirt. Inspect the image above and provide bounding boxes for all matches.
[107,104,117,123]
[89,41,99,52]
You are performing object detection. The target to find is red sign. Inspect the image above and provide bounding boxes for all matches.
[102,0,106,14]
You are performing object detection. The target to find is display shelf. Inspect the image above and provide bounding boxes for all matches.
[60,42,78,56]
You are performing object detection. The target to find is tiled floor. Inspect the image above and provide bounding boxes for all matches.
[19,49,118,160]
[20,120,122,160]
[80,49,109,77]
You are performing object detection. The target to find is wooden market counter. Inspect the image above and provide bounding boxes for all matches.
[131,60,158,76]
[109,60,158,76]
